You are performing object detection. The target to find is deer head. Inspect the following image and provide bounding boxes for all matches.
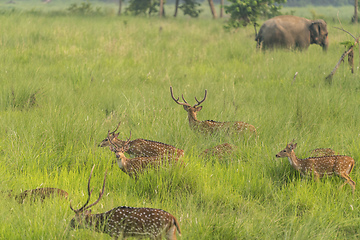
[70,165,107,229]
[107,130,131,159]
[170,86,207,121]
[98,122,121,147]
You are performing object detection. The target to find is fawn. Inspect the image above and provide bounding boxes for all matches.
[170,86,256,136]
[99,122,184,158]
[276,140,355,193]
[107,131,182,179]
[70,165,181,239]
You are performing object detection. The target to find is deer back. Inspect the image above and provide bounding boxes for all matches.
[301,155,355,177]
[310,148,337,157]
[200,143,237,159]
[128,139,184,158]
[104,206,181,239]
[15,187,68,203]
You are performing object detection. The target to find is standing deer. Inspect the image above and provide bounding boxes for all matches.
[107,131,182,179]
[276,140,356,193]
[70,165,181,240]
[99,122,184,158]
[170,87,256,136]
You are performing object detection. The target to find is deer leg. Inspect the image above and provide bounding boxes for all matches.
[165,226,177,240]
[339,174,356,193]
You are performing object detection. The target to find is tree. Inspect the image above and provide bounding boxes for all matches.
[224,0,286,30]
[177,0,203,18]
[208,0,217,19]
[125,0,160,16]
[354,0,358,23]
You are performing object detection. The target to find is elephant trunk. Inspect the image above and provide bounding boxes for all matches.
[322,35,329,51]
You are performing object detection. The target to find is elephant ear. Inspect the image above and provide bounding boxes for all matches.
[309,20,327,45]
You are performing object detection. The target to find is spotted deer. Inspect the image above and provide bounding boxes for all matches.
[15,187,68,203]
[199,143,238,160]
[107,132,183,179]
[170,87,256,136]
[99,122,184,158]
[276,140,356,193]
[70,165,181,240]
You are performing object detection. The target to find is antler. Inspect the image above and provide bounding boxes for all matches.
[107,130,131,153]
[110,122,121,136]
[170,86,207,107]
[194,89,207,107]
[170,86,191,107]
[70,165,107,213]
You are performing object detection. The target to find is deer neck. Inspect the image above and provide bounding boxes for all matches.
[287,151,301,171]
[86,213,111,233]
[113,138,126,147]
[188,111,200,128]
[116,153,127,169]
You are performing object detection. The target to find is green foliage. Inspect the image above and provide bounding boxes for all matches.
[286,0,353,7]
[224,0,286,30]
[125,0,160,16]
[179,0,203,18]
[340,40,355,48]
[67,1,102,15]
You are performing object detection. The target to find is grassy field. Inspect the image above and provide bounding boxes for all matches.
[0,2,360,239]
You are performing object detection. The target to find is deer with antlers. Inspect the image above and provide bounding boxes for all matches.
[70,165,181,239]
[99,122,184,158]
[107,131,183,179]
[276,140,356,193]
[170,87,256,136]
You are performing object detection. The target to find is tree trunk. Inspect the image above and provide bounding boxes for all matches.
[174,0,179,17]
[208,0,217,19]
[159,0,163,17]
[355,0,358,23]
[117,0,122,16]
[220,0,224,18]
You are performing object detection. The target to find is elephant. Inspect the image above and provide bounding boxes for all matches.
[255,15,329,51]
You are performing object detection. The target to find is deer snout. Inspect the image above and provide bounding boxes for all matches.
[275,154,280,158]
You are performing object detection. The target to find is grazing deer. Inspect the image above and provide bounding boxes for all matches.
[15,187,68,203]
[107,132,182,179]
[310,148,337,157]
[199,143,238,160]
[70,165,181,240]
[276,140,356,193]
[170,87,256,136]
[99,122,184,158]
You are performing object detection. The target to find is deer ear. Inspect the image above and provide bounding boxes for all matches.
[183,105,189,111]
[114,133,119,138]
[290,143,297,150]
[195,106,203,112]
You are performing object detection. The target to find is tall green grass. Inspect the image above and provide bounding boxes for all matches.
[0,3,360,239]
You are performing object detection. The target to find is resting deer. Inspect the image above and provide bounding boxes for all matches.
[276,140,356,193]
[99,122,184,158]
[70,165,181,240]
[107,132,182,179]
[15,187,68,203]
[170,87,256,136]
[199,143,238,160]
